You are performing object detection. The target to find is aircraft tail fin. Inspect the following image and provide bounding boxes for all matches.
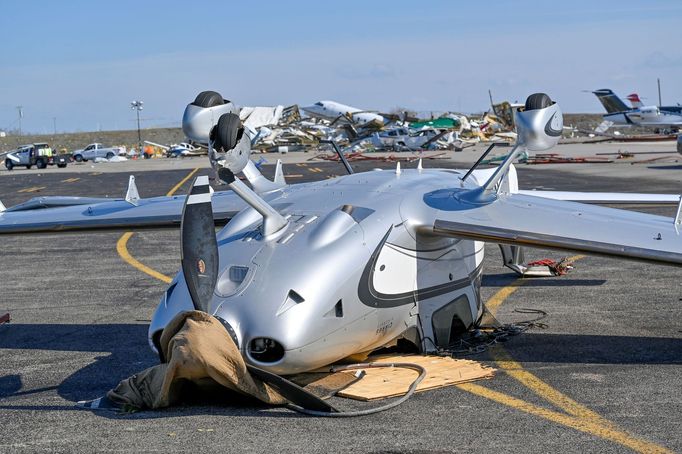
[592,89,631,113]
[0,199,5,213]
[626,93,644,108]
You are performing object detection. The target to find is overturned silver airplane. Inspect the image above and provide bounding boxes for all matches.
[1,91,681,377]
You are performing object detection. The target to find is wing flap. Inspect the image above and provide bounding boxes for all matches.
[432,193,682,266]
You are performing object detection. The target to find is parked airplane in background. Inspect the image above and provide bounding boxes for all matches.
[592,89,682,130]
[302,100,385,128]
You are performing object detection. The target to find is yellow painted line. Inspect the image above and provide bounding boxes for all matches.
[490,347,616,428]
[296,163,307,167]
[284,174,303,178]
[309,167,323,173]
[165,168,200,197]
[486,255,585,317]
[89,172,102,176]
[18,186,46,193]
[116,168,200,283]
[464,253,672,452]
[116,232,172,284]
[61,177,80,183]
[457,383,672,454]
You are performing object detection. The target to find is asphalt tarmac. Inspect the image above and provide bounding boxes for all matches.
[0,159,680,453]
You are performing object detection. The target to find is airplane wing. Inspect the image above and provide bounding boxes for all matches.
[516,190,681,205]
[0,191,246,234]
[429,192,682,266]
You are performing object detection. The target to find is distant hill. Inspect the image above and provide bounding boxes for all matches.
[1,114,650,153]
[0,127,185,153]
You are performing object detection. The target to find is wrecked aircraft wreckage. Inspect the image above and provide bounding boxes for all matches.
[1,92,681,388]
[192,95,523,156]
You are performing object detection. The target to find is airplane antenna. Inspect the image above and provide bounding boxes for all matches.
[460,142,505,184]
[320,140,354,175]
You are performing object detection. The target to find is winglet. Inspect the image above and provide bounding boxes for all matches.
[675,195,682,228]
[274,159,286,186]
[0,198,5,213]
[417,159,423,171]
[395,162,401,175]
[125,175,140,206]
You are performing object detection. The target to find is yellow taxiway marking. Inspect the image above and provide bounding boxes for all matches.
[296,163,307,167]
[458,383,671,454]
[116,167,200,283]
[115,185,670,452]
[89,172,103,176]
[308,167,323,173]
[61,177,80,183]
[18,186,46,193]
[116,232,173,284]
[456,254,672,453]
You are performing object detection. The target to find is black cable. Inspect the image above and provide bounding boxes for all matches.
[286,362,426,417]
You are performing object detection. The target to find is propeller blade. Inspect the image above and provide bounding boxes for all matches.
[246,365,338,413]
[181,175,219,312]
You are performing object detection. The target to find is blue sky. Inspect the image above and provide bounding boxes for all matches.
[1,0,681,133]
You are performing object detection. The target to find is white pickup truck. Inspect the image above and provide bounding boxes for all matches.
[72,143,126,162]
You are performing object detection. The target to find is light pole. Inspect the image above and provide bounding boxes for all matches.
[130,100,144,156]
[16,106,23,136]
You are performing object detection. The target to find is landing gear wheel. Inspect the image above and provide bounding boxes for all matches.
[193,91,225,108]
[524,93,553,111]
[213,113,241,152]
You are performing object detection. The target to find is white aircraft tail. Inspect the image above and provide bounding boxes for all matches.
[0,198,5,213]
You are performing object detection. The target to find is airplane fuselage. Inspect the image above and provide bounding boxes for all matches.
[149,168,486,374]
[604,105,682,127]
[302,100,385,126]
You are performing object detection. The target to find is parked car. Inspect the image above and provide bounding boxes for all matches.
[4,143,68,170]
[72,143,125,162]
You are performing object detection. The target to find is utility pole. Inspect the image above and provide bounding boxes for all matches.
[657,78,662,106]
[16,106,23,136]
[130,100,144,156]
[53,117,57,135]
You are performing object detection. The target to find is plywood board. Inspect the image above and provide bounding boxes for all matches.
[337,355,495,401]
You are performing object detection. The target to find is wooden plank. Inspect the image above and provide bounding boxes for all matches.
[338,355,495,401]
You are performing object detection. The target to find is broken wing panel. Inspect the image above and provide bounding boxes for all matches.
[431,193,682,266]
[517,190,681,205]
[0,191,246,234]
